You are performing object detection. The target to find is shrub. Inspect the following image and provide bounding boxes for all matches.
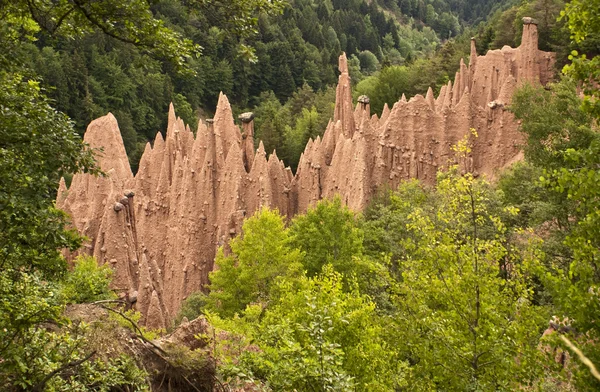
[60,256,114,304]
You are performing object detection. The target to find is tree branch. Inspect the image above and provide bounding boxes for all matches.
[31,350,96,392]
[91,299,127,306]
[70,0,144,47]
[560,335,600,381]
[52,6,76,33]
[95,303,168,356]
[92,303,210,392]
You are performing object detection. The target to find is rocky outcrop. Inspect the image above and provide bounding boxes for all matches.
[57,21,554,327]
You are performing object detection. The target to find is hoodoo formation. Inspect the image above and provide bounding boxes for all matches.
[57,20,555,327]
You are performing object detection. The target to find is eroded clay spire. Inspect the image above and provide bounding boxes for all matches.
[84,113,133,181]
[470,38,477,71]
[519,17,540,83]
[333,53,356,138]
[426,87,435,111]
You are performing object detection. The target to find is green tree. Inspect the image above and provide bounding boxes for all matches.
[354,64,421,114]
[0,0,282,388]
[290,197,364,277]
[535,138,600,389]
[393,167,547,390]
[172,93,196,132]
[60,256,115,304]
[0,270,64,389]
[562,0,600,118]
[0,72,97,278]
[206,208,303,317]
[282,106,320,169]
[497,161,558,227]
[515,2,600,379]
[347,54,365,82]
[0,269,147,391]
[509,80,594,269]
[358,49,379,74]
[362,179,433,270]
[3,0,285,69]
[511,79,595,166]
[211,266,407,391]
[2,0,199,69]
[252,90,290,156]
[506,2,600,382]
[174,291,209,326]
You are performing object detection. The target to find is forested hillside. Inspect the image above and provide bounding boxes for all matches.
[21,0,521,171]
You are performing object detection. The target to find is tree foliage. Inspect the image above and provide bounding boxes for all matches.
[210,266,406,391]
[393,166,547,390]
[0,0,280,389]
[251,84,336,170]
[290,197,364,277]
[561,0,600,118]
[0,72,97,279]
[361,179,433,269]
[506,2,600,386]
[59,256,115,304]
[206,208,303,317]
[0,269,148,391]
[354,36,472,115]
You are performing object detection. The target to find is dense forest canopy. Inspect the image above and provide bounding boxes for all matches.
[21,0,584,173]
[18,0,524,172]
[1,0,600,390]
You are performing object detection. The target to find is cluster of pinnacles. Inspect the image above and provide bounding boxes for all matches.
[57,19,554,327]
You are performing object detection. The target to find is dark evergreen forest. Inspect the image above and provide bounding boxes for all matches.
[20,0,521,171]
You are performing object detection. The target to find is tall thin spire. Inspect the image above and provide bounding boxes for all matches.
[333,53,356,138]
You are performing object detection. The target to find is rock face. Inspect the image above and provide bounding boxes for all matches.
[57,22,554,327]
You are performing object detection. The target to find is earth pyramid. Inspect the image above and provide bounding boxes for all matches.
[57,19,555,327]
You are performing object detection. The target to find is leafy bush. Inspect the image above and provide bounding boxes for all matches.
[60,256,115,304]
[393,165,548,390]
[290,197,363,277]
[174,290,209,326]
[210,266,406,391]
[0,270,148,391]
[48,354,149,392]
[206,208,302,317]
